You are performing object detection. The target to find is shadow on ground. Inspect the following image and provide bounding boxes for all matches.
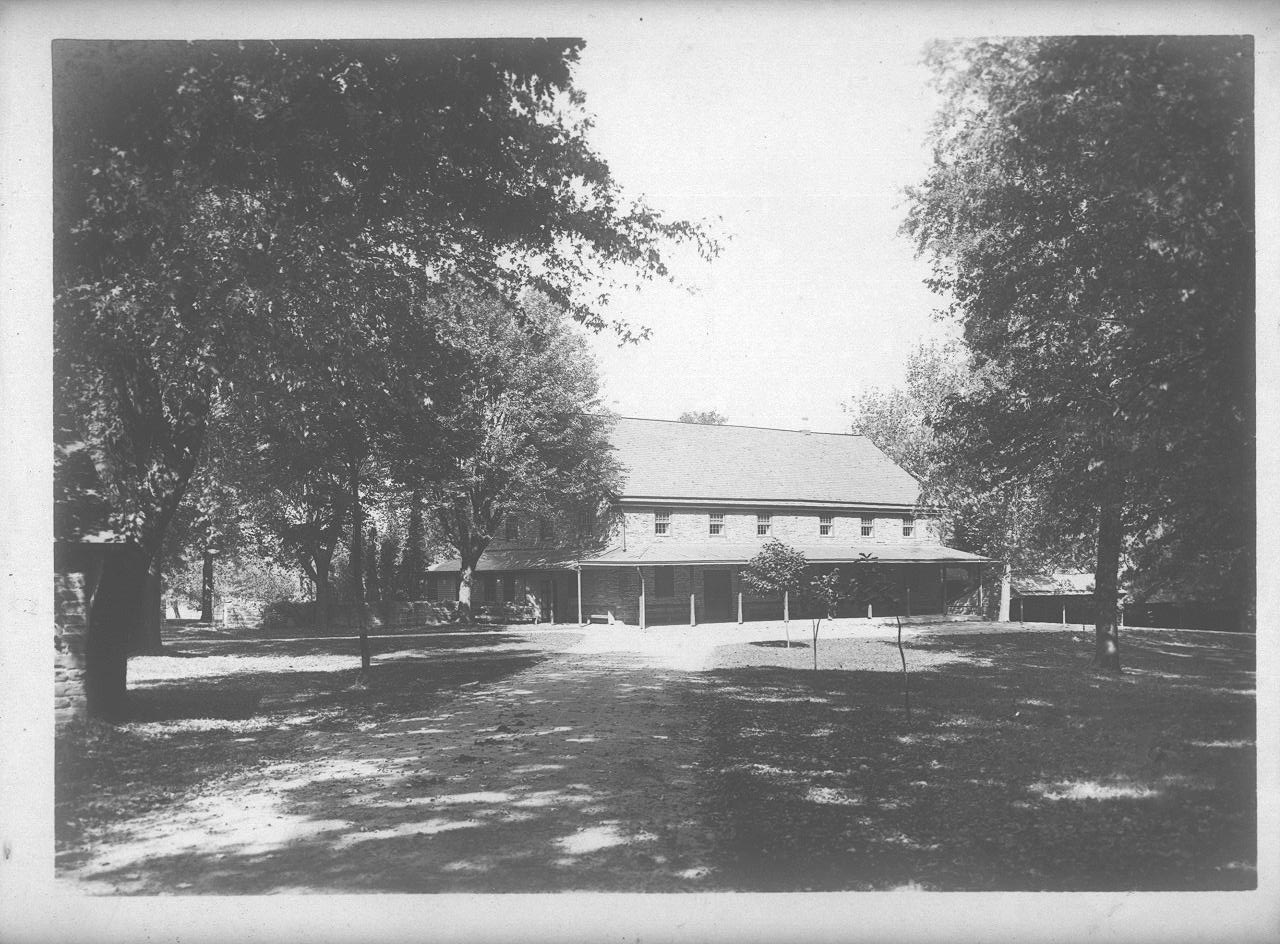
[694,630,1255,891]
[57,627,1255,893]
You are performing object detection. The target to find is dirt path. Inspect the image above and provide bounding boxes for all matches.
[60,633,727,894]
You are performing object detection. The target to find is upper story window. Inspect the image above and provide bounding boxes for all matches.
[654,566,674,598]
[539,518,552,542]
[505,516,519,541]
[903,517,915,538]
[757,513,772,536]
[819,515,834,536]
[655,511,671,536]
[860,516,875,537]
[709,512,724,536]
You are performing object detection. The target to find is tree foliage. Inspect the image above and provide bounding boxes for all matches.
[388,289,623,617]
[677,410,728,425]
[53,39,710,716]
[904,37,1253,664]
[846,339,1087,583]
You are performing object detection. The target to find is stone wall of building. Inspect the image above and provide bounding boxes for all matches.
[620,507,941,547]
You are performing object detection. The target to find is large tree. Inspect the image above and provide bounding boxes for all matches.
[391,289,622,620]
[904,37,1253,669]
[846,339,1087,618]
[55,39,710,717]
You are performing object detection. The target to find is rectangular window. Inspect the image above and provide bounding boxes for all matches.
[654,566,674,598]
[861,516,874,537]
[709,512,724,536]
[484,575,497,602]
[502,576,514,603]
[505,516,518,541]
[539,518,552,542]
[903,517,915,537]
[757,514,772,536]
[655,511,671,536]
[819,515,833,536]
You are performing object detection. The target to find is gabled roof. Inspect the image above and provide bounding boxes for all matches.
[608,417,921,507]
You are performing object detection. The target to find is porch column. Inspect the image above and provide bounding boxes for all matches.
[977,564,984,613]
[690,592,696,627]
[638,567,646,630]
[1061,601,1066,626]
[939,564,945,617]
[906,586,911,618]
[576,567,583,626]
[784,590,789,623]
[738,592,743,624]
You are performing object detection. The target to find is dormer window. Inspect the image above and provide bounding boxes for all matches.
[819,515,833,536]
[655,511,671,536]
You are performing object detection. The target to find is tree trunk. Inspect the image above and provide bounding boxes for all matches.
[131,559,165,654]
[200,547,215,623]
[313,548,333,632]
[349,462,371,676]
[85,544,149,721]
[404,489,426,599]
[998,561,1012,622]
[1091,504,1123,672]
[457,556,479,624]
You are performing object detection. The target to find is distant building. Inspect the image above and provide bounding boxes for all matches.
[427,417,992,626]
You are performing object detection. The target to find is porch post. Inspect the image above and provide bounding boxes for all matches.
[906,586,911,618]
[690,592,696,627]
[738,591,743,624]
[577,566,583,626]
[939,564,945,617]
[977,564,984,614]
[638,567,646,630]
[1061,601,1066,626]
[784,590,789,623]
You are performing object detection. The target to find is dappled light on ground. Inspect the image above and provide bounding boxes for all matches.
[57,624,1254,892]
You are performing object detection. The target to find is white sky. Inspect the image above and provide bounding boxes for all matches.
[572,24,957,433]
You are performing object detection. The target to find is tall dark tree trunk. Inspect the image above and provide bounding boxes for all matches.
[364,525,380,605]
[1092,503,1124,672]
[131,559,165,654]
[349,461,371,676]
[313,547,333,632]
[85,544,149,721]
[403,489,426,600]
[200,547,215,623]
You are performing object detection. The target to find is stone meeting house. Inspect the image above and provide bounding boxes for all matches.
[427,417,991,627]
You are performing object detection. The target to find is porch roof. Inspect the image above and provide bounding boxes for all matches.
[427,542,991,573]
[576,542,991,567]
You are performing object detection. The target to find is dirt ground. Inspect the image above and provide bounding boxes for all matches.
[55,620,1256,893]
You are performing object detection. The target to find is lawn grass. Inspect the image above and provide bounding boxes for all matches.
[695,629,1256,890]
[55,625,1255,892]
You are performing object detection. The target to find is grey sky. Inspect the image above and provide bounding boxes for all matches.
[573,22,957,433]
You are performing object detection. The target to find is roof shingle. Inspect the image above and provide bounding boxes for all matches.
[608,417,920,506]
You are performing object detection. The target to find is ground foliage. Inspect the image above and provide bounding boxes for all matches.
[56,626,1254,892]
